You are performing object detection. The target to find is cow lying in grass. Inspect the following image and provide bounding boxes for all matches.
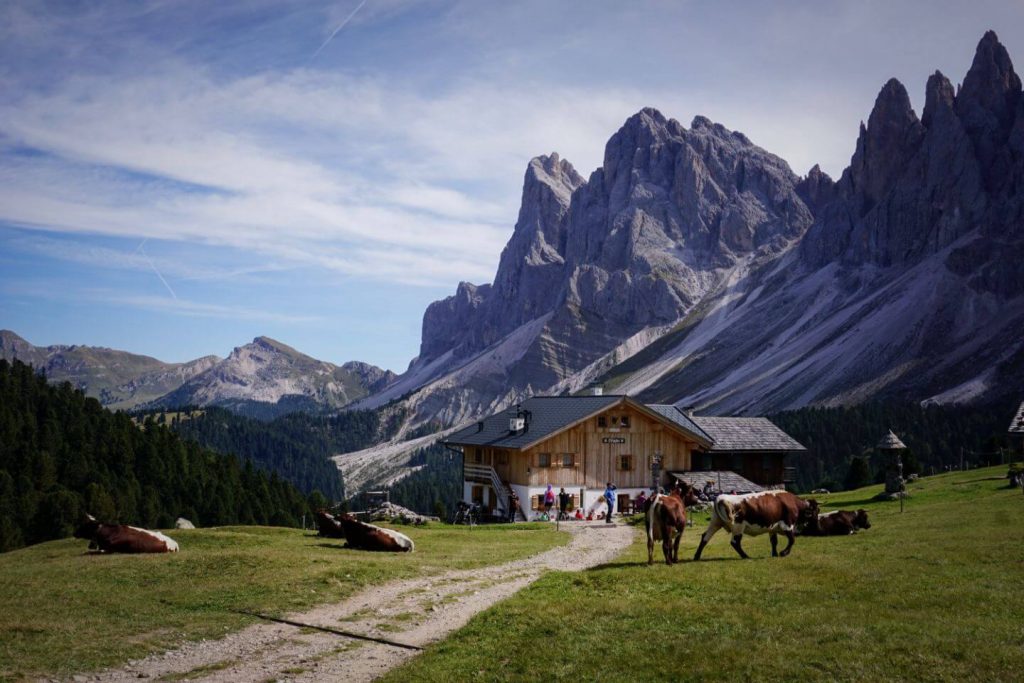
[316,510,414,552]
[74,514,179,553]
[646,482,700,565]
[693,491,818,560]
[800,509,871,536]
[315,509,347,538]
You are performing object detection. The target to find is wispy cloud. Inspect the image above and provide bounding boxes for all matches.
[108,294,323,324]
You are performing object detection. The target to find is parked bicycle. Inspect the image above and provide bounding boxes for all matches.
[450,501,480,526]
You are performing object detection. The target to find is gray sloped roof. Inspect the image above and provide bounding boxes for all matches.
[670,470,765,493]
[645,404,713,442]
[445,395,622,449]
[690,416,807,452]
[876,429,907,450]
[1010,402,1024,434]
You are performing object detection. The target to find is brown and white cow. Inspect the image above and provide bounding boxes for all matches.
[74,514,180,554]
[324,512,415,552]
[315,509,347,539]
[693,491,818,560]
[801,509,871,536]
[646,482,700,565]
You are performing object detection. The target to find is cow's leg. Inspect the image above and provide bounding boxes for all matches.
[693,518,722,560]
[730,532,750,559]
[770,532,779,557]
[671,525,683,563]
[779,527,796,557]
[646,520,655,565]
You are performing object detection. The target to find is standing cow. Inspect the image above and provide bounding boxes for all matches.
[646,482,700,565]
[74,514,180,554]
[693,491,818,560]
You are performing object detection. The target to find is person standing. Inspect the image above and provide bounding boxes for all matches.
[507,490,520,523]
[603,482,617,524]
[558,487,571,520]
[543,484,555,518]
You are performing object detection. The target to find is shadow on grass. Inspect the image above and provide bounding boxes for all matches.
[314,542,349,550]
[586,556,766,571]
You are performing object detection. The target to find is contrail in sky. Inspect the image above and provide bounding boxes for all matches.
[134,238,178,300]
[311,0,369,60]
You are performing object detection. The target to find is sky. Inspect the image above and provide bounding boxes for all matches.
[1,1,1022,372]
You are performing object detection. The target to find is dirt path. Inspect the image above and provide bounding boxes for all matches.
[85,521,635,683]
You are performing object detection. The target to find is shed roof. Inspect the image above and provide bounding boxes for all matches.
[690,416,807,452]
[670,470,766,493]
[1009,402,1024,434]
[876,429,907,450]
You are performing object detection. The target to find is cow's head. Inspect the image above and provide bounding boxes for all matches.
[798,499,820,528]
[676,482,701,508]
[73,513,100,540]
[854,509,871,530]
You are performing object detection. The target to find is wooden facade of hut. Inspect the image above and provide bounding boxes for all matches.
[445,396,806,520]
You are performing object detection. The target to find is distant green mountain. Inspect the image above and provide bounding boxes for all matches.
[0,329,219,409]
[0,331,395,416]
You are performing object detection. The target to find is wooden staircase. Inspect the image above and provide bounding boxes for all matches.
[464,463,525,520]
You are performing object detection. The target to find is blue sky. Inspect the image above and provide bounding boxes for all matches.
[1,1,1021,372]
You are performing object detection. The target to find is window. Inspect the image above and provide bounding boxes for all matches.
[472,485,484,505]
[597,416,607,428]
[611,416,620,426]
[620,415,630,428]
[560,453,576,468]
[538,453,552,468]
[617,454,634,471]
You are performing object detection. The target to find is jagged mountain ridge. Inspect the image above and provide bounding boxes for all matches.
[358,31,1024,435]
[0,330,395,415]
[0,329,219,409]
[151,336,396,417]
[355,107,814,426]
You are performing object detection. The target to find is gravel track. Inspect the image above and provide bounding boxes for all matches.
[83,521,635,683]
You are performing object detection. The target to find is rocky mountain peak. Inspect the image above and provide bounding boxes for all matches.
[848,77,924,211]
[922,70,956,128]
[956,30,1021,189]
[959,30,1021,114]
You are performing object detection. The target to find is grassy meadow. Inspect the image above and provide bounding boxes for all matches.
[0,522,565,680]
[387,466,1024,682]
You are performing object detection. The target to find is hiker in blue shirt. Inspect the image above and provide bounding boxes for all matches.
[603,482,617,523]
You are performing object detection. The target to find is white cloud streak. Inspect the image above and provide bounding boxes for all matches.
[311,0,369,60]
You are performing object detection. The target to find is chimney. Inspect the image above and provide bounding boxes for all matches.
[684,405,696,418]
[591,386,604,396]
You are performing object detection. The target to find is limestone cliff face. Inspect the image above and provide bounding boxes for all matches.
[362,31,1024,432]
[381,107,814,426]
[801,31,1023,292]
[417,153,583,366]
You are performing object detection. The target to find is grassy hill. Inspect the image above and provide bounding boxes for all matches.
[0,523,565,680]
[387,466,1024,682]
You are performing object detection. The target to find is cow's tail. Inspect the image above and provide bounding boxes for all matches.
[646,496,663,541]
[713,497,732,526]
